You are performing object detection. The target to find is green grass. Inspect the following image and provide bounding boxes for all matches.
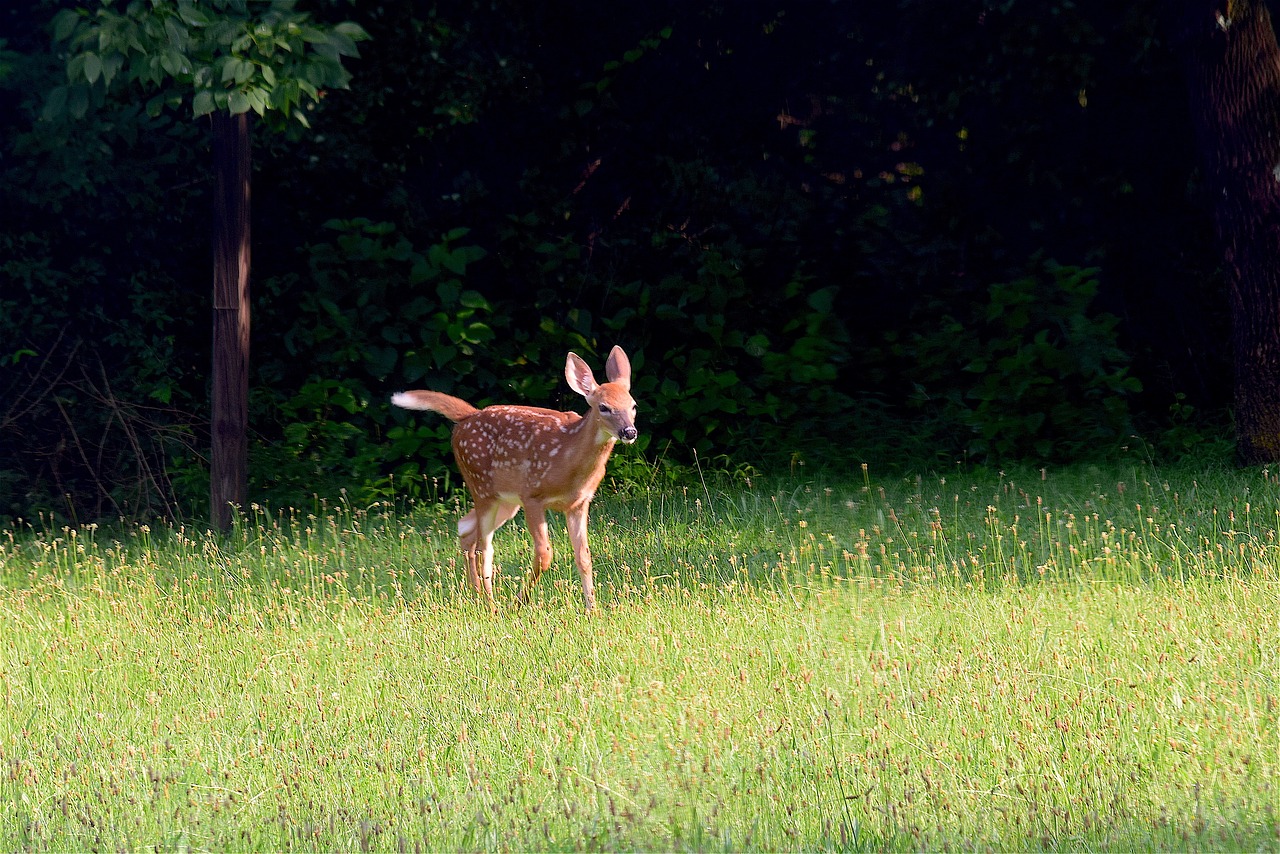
[1,463,1277,851]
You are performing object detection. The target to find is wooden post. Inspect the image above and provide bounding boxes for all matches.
[210,111,251,530]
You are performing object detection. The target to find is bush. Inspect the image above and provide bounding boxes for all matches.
[250,219,495,506]
[896,257,1142,461]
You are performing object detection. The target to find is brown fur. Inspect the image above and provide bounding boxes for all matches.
[389,390,479,422]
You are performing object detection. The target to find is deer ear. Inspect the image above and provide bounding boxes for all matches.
[605,346,632,391]
[565,352,599,397]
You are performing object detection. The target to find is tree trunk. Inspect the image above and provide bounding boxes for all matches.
[210,111,251,530]
[1176,0,1280,463]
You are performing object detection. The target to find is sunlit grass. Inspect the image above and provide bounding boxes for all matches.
[1,463,1277,850]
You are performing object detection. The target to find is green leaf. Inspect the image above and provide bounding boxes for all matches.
[463,321,493,343]
[163,17,188,53]
[160,51,184,77]
[298,69,322,93]
[83,52,102,84]
[459,290,490,310]
[326,30,360,58]
[149,383,173,405]
[52,10,80,43]
[228,90,250,114]
[192,89,215,116]
[409,259,438,285]
[207,20,238,47]
[217,57,253,85]
[67,85,89,119]
[268,79,295,110]
[806,285,837,314]
[450,245,487,272]
[177,5,211,27]
[333,21,368,41]
[436,279,460,305]
[42,85,67,121]
[365,346,398,380]
[440,252,471,275]
[101,53,122,87]
[245,87,268,115]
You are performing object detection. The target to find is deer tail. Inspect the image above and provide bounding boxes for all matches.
[391,390,480,422]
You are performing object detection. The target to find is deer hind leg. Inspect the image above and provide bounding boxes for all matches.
[462,500,521,610]
[516,501,552,607]
[565,503,597,613]
[457,510,483,596]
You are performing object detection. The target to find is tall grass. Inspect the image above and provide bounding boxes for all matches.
[1,463,1277,851]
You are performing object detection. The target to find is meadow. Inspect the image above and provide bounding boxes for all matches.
[1,463,1277,851]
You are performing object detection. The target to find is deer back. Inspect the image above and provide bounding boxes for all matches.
[451,405,615,510]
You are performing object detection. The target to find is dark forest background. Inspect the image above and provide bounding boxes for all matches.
[0,0,1242,522]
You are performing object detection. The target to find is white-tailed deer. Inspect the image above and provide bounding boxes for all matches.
[392,346,638,612]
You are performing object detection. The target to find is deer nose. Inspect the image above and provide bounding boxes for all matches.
[619,426,638,443]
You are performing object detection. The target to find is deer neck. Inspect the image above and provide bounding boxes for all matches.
[569,409,619,452]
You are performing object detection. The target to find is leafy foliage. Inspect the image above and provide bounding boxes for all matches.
[249,219,495,506]
[897,259,1142,461]
[0,0,1232,520]
[46,0,367,131]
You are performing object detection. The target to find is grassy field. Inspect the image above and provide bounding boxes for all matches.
[1,463,1277,851]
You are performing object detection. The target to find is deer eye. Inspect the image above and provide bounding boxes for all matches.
[598,404,613,414]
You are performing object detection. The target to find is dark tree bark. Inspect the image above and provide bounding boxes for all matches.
[1175,0,1280,463]
[210,111,251,530]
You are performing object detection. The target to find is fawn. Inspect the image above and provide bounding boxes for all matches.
[392,346,638,612]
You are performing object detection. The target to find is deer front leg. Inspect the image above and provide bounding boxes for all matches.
[565,503,597,613]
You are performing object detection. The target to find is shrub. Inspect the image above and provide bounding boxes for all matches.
[897,257,1141,461]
